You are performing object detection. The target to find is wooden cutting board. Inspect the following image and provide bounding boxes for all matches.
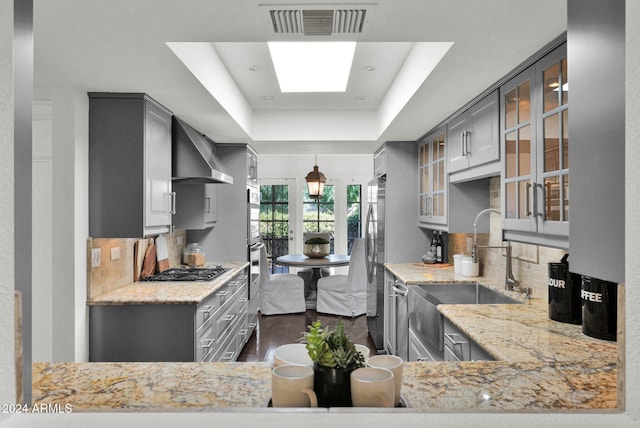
[133,238,149,281]
[156,235,170,272]
[140,239,157,279]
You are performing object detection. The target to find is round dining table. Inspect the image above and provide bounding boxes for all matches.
[276,254,350,308]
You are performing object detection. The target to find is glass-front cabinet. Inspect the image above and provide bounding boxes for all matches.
[501,43,569,245]
[418,127,447,226]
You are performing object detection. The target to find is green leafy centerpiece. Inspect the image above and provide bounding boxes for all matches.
[303,237,330,258]
[305,320,365,407]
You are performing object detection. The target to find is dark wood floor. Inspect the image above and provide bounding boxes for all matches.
[237,310,378,363]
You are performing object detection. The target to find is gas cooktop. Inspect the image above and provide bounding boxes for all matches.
[141,266,229,282]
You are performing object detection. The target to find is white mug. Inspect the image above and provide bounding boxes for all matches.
[355,344,370,362]
[350,367,395,408]
[271,365,318,408]
[367,354,404,406]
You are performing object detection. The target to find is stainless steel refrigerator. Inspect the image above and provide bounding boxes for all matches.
[365,142,429,354]
[365,176,385,351]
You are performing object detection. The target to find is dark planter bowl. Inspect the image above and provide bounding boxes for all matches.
[313,362,357,407]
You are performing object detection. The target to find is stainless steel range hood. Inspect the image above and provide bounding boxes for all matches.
[172,117,234,184]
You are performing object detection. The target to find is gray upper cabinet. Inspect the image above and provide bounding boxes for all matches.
[173,183,218,230]
[89,93,173,238]
[247,148,258,187]
[418,127,490,233]
[501,43,569,248]
[418,127,447,226]
[447,90,500,181]
[568,1,624,284]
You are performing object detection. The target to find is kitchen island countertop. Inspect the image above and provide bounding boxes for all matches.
[32,262,618,412]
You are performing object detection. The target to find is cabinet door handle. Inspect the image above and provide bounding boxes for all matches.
[544,181,552,220]
[200,338,215,349]
[464,131,470,156]
[199,305,216,322]
[221,351,235,362]
[170,191,177,215]
[392,280,408,296]
[460,132,466,156]
[217,290,230,305]
[205,197,211,214]
[444,333,468,346]
[525,182,532,217]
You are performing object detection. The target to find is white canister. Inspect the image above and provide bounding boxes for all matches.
[462,256,479,277]
[453,254,465,274]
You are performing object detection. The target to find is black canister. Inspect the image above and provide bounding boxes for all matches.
[548,254,582,325]
[581,276,617,341]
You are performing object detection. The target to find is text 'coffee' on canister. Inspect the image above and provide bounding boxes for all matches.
[581,276,617,341]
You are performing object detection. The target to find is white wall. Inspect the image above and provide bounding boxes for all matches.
[31,86,89,363]
[0,0,16,412]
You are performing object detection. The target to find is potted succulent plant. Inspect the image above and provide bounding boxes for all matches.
[305,320,365,407]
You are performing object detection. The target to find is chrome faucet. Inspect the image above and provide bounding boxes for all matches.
[472,208,521,292]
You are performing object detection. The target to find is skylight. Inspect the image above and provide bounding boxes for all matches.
[268,41,356,93]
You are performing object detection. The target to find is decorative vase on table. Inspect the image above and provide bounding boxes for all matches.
[303,237,330,258]
[305,320,365,407]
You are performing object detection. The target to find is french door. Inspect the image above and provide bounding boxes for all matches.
[260,182,293,273]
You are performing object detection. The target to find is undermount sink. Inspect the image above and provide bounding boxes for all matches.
[411,283,522,306]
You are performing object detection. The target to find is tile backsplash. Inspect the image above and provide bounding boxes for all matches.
[87,229,187,299]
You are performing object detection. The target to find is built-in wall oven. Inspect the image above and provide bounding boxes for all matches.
[247,185,262,318]
[248,186,261,245]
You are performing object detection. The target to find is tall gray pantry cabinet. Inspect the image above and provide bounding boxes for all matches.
[88,93,173,238]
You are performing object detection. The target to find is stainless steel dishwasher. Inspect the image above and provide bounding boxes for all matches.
[386,279,409,361]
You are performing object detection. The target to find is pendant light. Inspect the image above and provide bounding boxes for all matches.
[305,155,326,199]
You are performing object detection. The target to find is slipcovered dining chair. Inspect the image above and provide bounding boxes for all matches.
[259,245,306,315]
[316,238,367,317]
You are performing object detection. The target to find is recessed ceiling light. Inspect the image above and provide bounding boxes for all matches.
[354,95,367,101]
[361,65,376,72]
[262,95,274,101]
[248,65,263,71]
[268,41,356,93]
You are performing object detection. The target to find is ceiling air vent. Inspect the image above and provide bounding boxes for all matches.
[261,3,376,37]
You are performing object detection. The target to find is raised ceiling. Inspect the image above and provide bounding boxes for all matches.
[33,0,567,154]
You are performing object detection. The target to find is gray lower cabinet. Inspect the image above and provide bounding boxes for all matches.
[173,183,218,230]
[443,318,493,362]
[88,93,174,238]
[90,269,253,362]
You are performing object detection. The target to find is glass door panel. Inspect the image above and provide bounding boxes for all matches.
[562,110,569,169]
[505,131,517,178]
[543,114,560,172]
[506,182,517,219]
[518,126,531,176]
[518,81,531,123]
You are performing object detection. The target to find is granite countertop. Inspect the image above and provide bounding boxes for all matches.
[32,262,617,412]
[87,262,250,305]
